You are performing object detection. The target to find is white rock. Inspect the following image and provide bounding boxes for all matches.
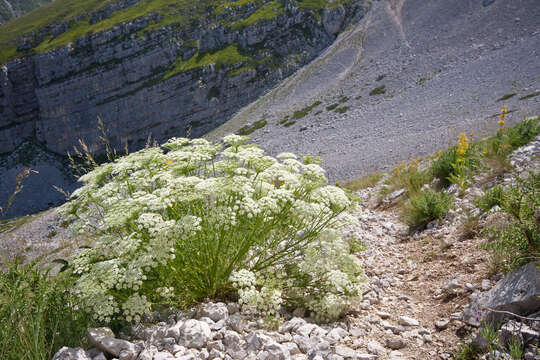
[264,341,290,360]
[87,328,139,359]
[181,319,212,348]
[325,327,348,343]
[282,342,300,355]
[357,355,378,360]
[52,347,92,360]
[398,316,419,327]
[280,318,307,333]
[200,303,229,322]
[295,323,317,337]
[335,345,356,358]
[367,340,386,355]
[153,351,175,360]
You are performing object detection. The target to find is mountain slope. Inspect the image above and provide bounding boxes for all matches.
[209,0,540,181]
[0,0,367,218]
[0,0,52,25]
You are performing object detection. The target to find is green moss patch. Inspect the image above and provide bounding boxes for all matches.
[334,106,349,114]
[230,0,283,29]
[520,91,540,100]
[164,43,249,79]
[292,101,322,120]
[236,119,267,135]
[326,103,338,111]
[369,85,386,96]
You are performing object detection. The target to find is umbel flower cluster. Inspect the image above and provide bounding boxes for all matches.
[61,135,362,322]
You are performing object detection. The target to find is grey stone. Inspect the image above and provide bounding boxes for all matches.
[367,340,385,355]
[52,347,92,360]
[385,337,406,350]
[200,303,229,322]
[87,328,139,359]
[227,313,246,333]
[263,341,290,360]
[462,262,540,326]
[180,319,212,348]
[246,332,271,353]
[334,345,356,358]
[357,355,377,360]
[398,316,419,327]
[434,319,450,330]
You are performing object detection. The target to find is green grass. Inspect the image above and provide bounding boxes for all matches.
[369,85,386,96]
[164,43,249,79]
[0,261,93,360]
[283,120,296,127]
[236,119,267,135]
[291,101,322,120]
[326,103,338,111]
[519,91,540,100]
[334,106,349,114]
[0,0,216,62]
[230,0,283,29]
[344,172,383,190]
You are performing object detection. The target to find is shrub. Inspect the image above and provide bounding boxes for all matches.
[403,190,452,230]
[385,158,431,197]
[61,136,360,322]
[475,185,504,212]
[0,262,92,360]
[506,116,540,148]
[482,172,540,272]
[431,146,458,186]
[231,226,364,322]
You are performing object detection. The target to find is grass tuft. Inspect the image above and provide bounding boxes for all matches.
[369,85,386,96]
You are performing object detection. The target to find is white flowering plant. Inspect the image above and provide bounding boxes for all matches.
[61,135,361,322]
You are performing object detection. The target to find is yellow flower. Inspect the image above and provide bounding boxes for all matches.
[498,119,505,125]
[501,106,508,119]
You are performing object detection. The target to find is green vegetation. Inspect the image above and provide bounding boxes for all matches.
[283,120,296,127]
[164,43,249,79]
[0,261,93,360]
[338,96,349,103]
[344,172,383,191]
[236,119,267,135]
[475,184,504,211]
[519,91,540,100]
[381,157,431,199]
[326,103,338,111]
[403,190,452,230]
[496,93,516,102]
[334,106,349,114]
[291,100,322,120]
[482,172,540,272]
[376,74,385,81]
[369,85,386,96]
[230,0,283,29]
[60,136,362,322]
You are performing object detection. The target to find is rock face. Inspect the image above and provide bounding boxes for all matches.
[462,262,540,326]
[0,0,367,156]
[0,0,53,25]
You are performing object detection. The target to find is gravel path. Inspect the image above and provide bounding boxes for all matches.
[209,0,540,182]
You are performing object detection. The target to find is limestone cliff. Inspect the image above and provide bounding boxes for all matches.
[0,0,367,155]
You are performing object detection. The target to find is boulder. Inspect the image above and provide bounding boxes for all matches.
[180,319,212,348]
[87,328,139,359]
[462,262,540,326]
[52,347,92,360]
[200,302,229,322]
